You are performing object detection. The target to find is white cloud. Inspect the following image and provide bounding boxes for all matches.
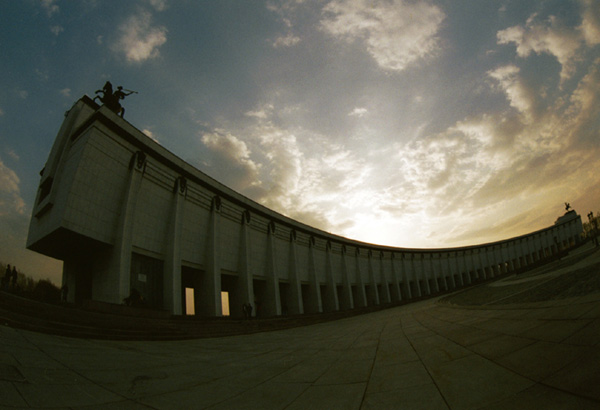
[142,129,160,143]
[113,10,167,63]
[320,0,445,71]
[0,159,25,216]
[579,0,600,46]
[199,105,375,233]
[349,56,600,247]
[200,130,262,192]
[348,107,368,117]
[487,65,536,120]
[497,13,581,82]
[6,150,19,161]
[196,53,600,248]
[34,69,49,81]
[41,0,59,17]
[271,33,301,48]
[59,88,71,98]
[49,25,63,36]
[147,0,168,12]
[245,104,274,119]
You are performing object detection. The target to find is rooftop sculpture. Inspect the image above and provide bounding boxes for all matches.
[93,81,137,118]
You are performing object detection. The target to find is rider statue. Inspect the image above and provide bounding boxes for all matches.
[93,81,136,117]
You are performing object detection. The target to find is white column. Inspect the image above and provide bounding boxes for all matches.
[324,241,340,311]
[534,234,543,261]
[510,240,521,271]
[287,230,303,315]
[198,195,222,316]
[475,249,485,280]
[339,245,354,309]
[493,246,503,275]
[234,210,254,317]
[163,176,185,315]
[478,248,488,279]
[542,232,550,257]
[263,221,282,316]
[400,254,414,298]
[520,239,529,267]
[105,151,145,304]
[444,253,455,289]
[428,254,440,292]
[367,250,380,305]
[455,252,466,286]
[416,254,431,295]
[306,237,323,313]
[464,251,474,284]
[354,248,368,307]
[378,252,391,303]
[390,253,402,302]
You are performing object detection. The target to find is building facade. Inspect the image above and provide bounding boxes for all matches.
[27,97,584,317]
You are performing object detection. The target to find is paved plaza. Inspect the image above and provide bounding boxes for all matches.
[1,246,600,409]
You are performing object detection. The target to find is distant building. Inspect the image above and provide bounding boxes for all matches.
[27,97,584,317]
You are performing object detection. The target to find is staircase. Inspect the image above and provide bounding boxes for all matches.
[0,291,406,341]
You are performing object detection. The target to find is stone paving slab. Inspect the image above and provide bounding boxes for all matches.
[1,248,599,409]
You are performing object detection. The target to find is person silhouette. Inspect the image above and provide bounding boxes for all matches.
[11,266,17,288]
[113,86,134,117]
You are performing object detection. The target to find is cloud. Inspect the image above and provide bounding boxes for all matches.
[113,10,167,63]
[354,55,600,247]
[564,57,600,146]
[147,0,168,12]
[196,53,600,248]
[348,107,368,117]
[142,129,160,143]
[497,13,582,82]
[49,25,64,36]
[320,0,445,71]
[0,108,4,116]
[266,2,302,49]
[34,69,49,81]
[200,130,262,192]
[41,0,59,17]
[199,105,375,234]
[271,33,301,48]
[245,104,274,119]
[0,159,25,217]
[487,65,536,121]
[579,0,600,46]
[6,150,19,162]
[59,88,71,98]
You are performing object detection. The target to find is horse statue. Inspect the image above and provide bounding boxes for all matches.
[93,81,137,117]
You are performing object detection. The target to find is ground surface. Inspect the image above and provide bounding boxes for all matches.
[1,244,599,409]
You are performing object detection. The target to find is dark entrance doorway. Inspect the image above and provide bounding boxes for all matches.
[130,253,163,309]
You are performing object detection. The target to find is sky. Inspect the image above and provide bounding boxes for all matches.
[0,0,599,284]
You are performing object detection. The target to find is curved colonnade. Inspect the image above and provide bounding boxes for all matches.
[27,97,584,318]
